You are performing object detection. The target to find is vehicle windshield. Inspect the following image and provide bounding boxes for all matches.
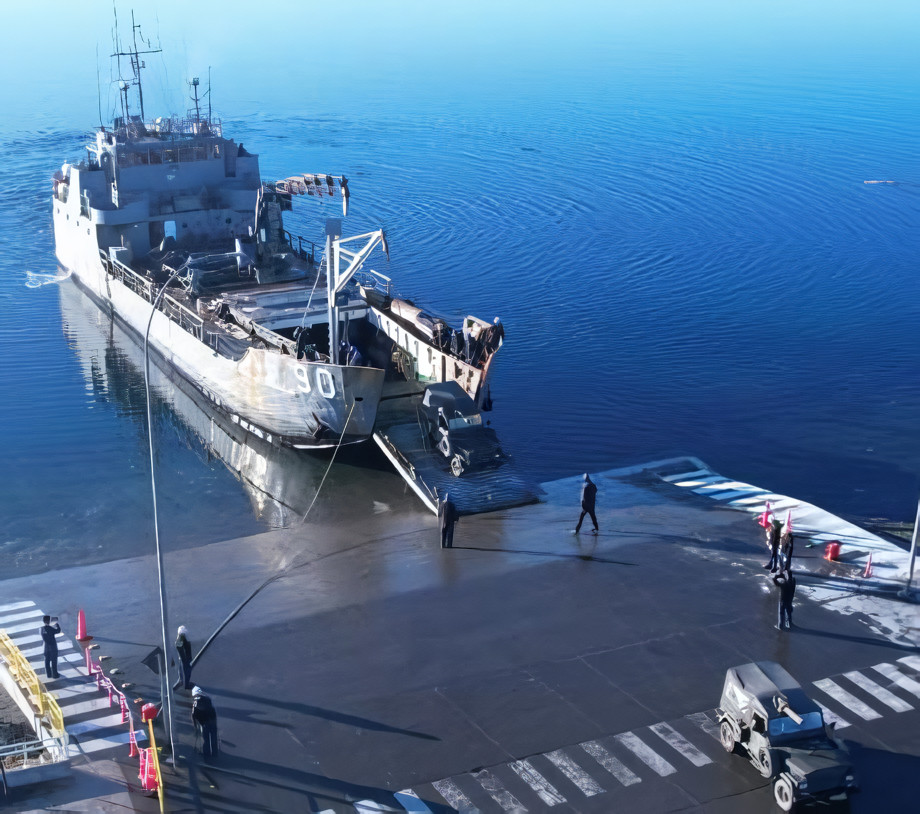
[768,711,824,742]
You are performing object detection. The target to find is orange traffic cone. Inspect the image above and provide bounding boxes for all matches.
[76,609,93,642]
[864,554,873,578]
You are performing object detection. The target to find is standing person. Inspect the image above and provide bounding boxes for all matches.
[780,527,795,573]
[40,615,62,679]
[764,518,783,572]
[191,686,219,758]
[439,493,459,549]
[176,625,193,690]
[773,569,797,631]
[574,473,599,534]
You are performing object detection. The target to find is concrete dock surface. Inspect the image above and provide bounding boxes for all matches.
[1,457,918,813]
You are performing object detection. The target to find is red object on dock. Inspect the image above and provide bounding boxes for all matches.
[825,541,841,561]
[864,554,873,578]
[76,608,93,642]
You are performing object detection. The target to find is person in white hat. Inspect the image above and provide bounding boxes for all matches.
[175,625,193,690]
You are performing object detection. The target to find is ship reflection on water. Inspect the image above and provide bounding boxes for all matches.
[58,277,420,528]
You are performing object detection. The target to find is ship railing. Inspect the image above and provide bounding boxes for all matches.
[283,231,318,264]
[354,269,394,297]
[103,254,205,341]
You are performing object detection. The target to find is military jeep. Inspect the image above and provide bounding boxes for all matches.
[718,661,857,810]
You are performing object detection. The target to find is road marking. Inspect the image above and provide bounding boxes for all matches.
[614,732,676,776]
[0,610,43,626]
[544,749,604,796]
[843,671,913,712]
[649,722,712,767]
[0,600,37,613]
[471,769,525,812]
[898,655,920,673]
[394,789,433,812]
[580,740,641,786]
[872,663,920,699]
[509,759,566,806]
[814,701,850,729]
[431,779,476,812]
[685,711,721,741]
[813,678,882,721]
[662,469,711,482]
[354,801,400,812]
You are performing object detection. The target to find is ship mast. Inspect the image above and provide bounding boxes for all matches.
[111,9,161,123]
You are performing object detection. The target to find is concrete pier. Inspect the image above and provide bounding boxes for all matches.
[1,457,917,812]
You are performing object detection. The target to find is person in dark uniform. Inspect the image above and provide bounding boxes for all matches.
[764,518,783,571]
[439,494,459,549]
[574,473,599,534]
[176,625,193,690]
[191,686,219,758]
[40,615,62,679]
[773,569,796,630]
[780,527,794,573]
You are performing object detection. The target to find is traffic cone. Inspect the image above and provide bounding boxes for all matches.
[785,510,793,534]
[864,554,872,578]
[76,609,93,642]
[759,501,773,528]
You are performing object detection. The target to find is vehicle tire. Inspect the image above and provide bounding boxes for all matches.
[719,721,736,754]
[773,775,794,811]
[757,748,775,779]
[450,454,465,477]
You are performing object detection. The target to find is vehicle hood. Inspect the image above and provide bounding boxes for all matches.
[786,748,852,790]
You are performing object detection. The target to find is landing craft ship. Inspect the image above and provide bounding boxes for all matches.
[52,26,501,449]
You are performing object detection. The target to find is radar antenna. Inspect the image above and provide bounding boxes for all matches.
[111,9,162,123]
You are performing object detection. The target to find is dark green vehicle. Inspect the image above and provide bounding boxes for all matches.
[718,661,858,810]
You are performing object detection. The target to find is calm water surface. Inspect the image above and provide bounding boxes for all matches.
[2,7,919,574]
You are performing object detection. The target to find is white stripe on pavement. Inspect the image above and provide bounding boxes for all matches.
[898,655,920,673]
[471,769,525,812]
[614,732,676,776]
[0,601,37,613]
[649,722,712,767]
[580,739,641,786]
[509,759,565,806]
[662,469,711,482]
[0,610,43,626]
[67,712,128,736]
[544,749,604,796]
[843,671,913,713]
[815,701,850,729]
[431,779,476,812]
[813,678,881,721]
[872,663,920,699]
[685,711,721,741]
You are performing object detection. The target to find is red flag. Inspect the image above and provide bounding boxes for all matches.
[758,501,773,528]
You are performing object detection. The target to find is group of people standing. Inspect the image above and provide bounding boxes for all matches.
[176,625,220,759]
[761,515,796,631]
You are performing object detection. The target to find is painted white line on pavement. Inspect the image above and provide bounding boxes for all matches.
[662,469,711,482]
[0,600,36,613]
[614,732,676,777]
[872,663,920,699]
[431,779,476,812]
[843,671,913,712]
[471,769,525,812]
[649,722,712,767]
[898,655,920,673]
[685,711,721,741]
[544,749,604,796]
[509,759,566,806]
[580,740,641,786]
[814,701,850,729]
[813,678,882,721]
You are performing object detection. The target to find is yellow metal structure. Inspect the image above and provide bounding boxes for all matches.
[0,630,66,736]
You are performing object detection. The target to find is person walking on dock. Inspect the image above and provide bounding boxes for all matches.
[764,517,783,572]
[176,625,193,690]
[40,615,62,679]
[439,493,459,548]
[780,526,794,573]
[191,686,220,758]
[773,569,796,631]
[574,473,599,534]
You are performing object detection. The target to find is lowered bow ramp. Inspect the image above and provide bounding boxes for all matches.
[373,394,543,515]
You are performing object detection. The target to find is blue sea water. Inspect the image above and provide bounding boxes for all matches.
[1,3,919,573]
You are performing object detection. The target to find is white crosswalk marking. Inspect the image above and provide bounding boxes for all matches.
[685,711,721,741]
[472,769,525,812]
[431,779,476,812]
[614,732,676,776]
[0,600,37,613]
[509,759,565,806]
[898,655,920,673]
[843,670,913,713]
[649,722,712,767]
[813,678,882,721]
[580,739,641,786]
[872,662,920,699]
[662,469,711,482]
[394,789,433,812]
[544,749,604,796]
[814,700,850,729]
